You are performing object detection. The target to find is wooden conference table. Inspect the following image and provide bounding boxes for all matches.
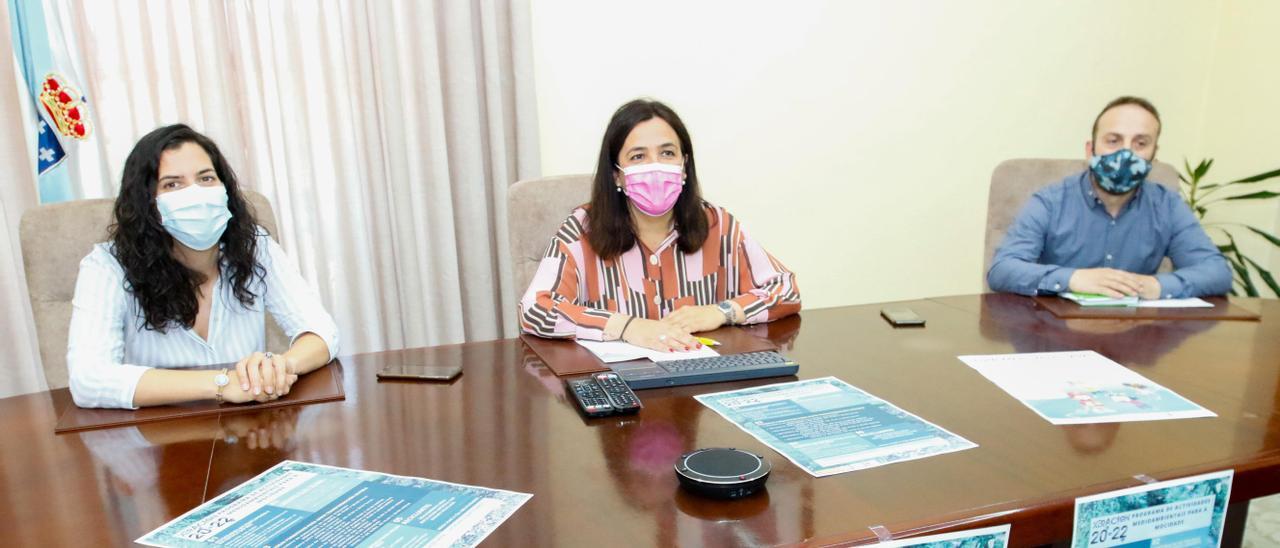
[3,294,1279,546]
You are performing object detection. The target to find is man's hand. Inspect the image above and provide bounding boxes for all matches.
[1068,268,1144,298]
[661,305,727,333]
[1135,275,1162,300]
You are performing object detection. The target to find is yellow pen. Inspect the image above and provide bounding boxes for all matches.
[696,336,721,347]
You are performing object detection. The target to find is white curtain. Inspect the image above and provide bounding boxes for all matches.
[1,0,539,397]
[0,1,47,398]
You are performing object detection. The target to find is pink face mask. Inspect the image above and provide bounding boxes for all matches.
[619,162,684,216]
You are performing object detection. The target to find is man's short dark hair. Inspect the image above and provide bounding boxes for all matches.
[1092,96,1161,140]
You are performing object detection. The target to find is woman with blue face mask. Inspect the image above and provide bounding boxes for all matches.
[66,124,339,409]
[519,99,801,352]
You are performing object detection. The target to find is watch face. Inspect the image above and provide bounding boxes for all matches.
[214,373,230,387]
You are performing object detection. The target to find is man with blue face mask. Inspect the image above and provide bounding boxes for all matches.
[987,96,1232,300]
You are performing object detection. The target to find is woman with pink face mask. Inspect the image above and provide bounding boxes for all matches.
[519,99,800,352]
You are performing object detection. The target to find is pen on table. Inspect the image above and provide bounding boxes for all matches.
[696,337,721,347]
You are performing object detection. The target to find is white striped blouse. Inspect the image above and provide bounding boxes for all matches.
[66,230,340,409]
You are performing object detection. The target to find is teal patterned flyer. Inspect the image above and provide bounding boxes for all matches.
[136,460,531,548]
[1072,470,1233,548]
[958,351,1215,425]
[878,524,1010,547]
[695,377,976,477]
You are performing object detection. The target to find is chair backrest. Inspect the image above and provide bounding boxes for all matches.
[982,158,1180,290]
[19,190,288,389]
[506,174,593,299]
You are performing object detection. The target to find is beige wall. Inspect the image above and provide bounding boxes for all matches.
[1195,0,1280,278]
[531,0,1279,307]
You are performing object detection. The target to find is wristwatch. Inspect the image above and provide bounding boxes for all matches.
[213,368,230,404]
[717,300,736,325]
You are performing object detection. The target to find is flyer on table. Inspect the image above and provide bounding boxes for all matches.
[878,524,1011,547]
[1072,470,1233,548]
[695,376,976,477]
[957,351,1215,425]
[137,460,532,548]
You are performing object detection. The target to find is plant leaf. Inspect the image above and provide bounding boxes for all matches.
[1225,233,1259,296]
[1243,225,1280,248]
[1244,256,1280,297]
[1223,250,1246,273]
[1194,159,1213,180]
[1224,191,1280,201]
[1235,263,1257,297]
[1225,167,1280,185]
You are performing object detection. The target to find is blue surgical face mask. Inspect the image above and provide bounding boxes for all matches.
[1088,148,1151,195]
[155,184,233,251]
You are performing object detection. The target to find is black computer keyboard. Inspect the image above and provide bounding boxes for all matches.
[661,351,792,373]
[616,351,799,389]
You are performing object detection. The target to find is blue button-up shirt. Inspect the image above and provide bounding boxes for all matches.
[987,171,1232,298]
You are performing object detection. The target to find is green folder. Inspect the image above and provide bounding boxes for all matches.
[1059,291,1139,307]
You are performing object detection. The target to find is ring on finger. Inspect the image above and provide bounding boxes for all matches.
[658,335,667,341]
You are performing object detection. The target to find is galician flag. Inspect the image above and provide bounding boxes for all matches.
[8,0,91,203]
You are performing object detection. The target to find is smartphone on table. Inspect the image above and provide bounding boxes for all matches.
[880,306,926,327]
[376,364,463,381]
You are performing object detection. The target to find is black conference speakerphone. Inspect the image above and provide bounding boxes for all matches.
[676,447,772,499]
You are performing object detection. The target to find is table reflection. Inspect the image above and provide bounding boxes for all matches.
[978,294,1212,366]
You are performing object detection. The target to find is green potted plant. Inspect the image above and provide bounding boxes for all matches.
[1180,160,1280,297]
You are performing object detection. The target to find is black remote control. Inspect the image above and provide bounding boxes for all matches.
[567,372,642,417]
[567,377,614,417]
[592,372,642,414]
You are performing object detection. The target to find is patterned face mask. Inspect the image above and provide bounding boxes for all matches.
[1089,148,1151,195]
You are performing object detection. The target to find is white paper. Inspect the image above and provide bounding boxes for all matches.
[957,351,1215,424]
[1135,297,1214,308]
[576,339,718,363]
[1061,293,1215,309]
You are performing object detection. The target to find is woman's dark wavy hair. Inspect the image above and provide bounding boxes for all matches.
[109,124,263,332]
[586,99,708,260]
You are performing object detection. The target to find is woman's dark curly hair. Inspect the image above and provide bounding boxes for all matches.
[109,124,264,332]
